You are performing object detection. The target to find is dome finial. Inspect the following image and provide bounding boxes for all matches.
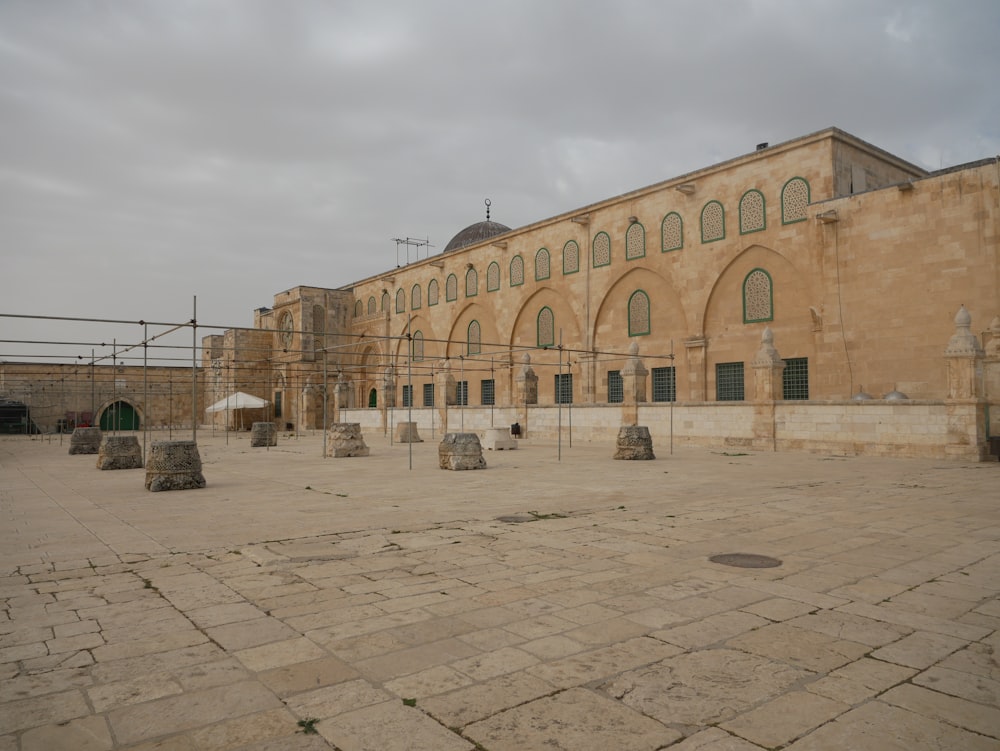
[485,198,491,222]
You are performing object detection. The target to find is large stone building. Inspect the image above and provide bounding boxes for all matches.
[200,127,999,460]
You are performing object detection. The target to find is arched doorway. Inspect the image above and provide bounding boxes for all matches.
[99,400,140,430]
[368,388,377,408]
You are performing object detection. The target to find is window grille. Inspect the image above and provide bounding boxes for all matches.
[537,307,554,347]
[593,232,611,267]
[411,285,422,310]
[428,279,439,306]
[608,370,623,403]
[446,274,457,301]
[739,190,765,234]
[563,240,579,274]
[395,288,405,313]
[510,256,524,286]
[701,201,725,243]
[743,269,773,323]
[456,380,468,406]
[487,262,500,291]
[465,268,478,297]
[467,320,481,356]
[481,379,495,405]
[628,290,650,336]
[782,177,810,224]
[651,366,676,402]
[535,248,550,280]
[625,222,645,260]
[661,212,683,251]
[782,357,809,400]
[411,331,424,361]
[422,383,434,407]
[401,385,413,407]
[554,373,573,404]
[716,362,744,401]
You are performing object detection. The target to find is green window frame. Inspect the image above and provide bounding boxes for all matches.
[701,200,725,243]
[628,289,651,337]
[782,357,809,400]
[510,255,525,286]
[411,284,422,310]
[367,296,376,315]
[739,189,766,235]
[592,231,611,267]
[716,362,745,401]
[422,383,434,406]
[465,267,478,297]
[481,379,495,406]
[445,274,458,302]
[411,330,424,362]
[554,373,573,404]
[354,300,363,318]
[535,248,551,280]
[625,221,645,260]
[381,291,390,312]
[427,278,439,306]
[781,177,810,224]
[487,261,500,292]
[537,306,554,348]
[467,320,481,356]
[661,212,683,252]
[742,268,774,323]
[651,366,676,402]
[395,288,405,313]
[607,370,623,403]
[563,240,580,274]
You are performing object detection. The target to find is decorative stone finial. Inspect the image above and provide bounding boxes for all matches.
[751,326,784,367]
[521,353,531,365]
[944,305,984,358]
[628,341,639,357]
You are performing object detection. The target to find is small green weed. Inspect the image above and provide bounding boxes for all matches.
[402,697,417,707]
[297,717,319,734]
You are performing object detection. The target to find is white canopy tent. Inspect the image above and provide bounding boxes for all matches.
[205,392,270,431]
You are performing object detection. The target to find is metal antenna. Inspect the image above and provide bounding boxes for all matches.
[391,237,435,266]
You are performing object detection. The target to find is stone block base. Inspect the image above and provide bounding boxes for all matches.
[145,440,206,491]
[250,422,277,447]
[97,436,143,470]
[395,421,423,443]
[439,433,487,470]
[69,427,102,455]
[614,426,655,460]
[483,427,518,450]
[326,423,370,457]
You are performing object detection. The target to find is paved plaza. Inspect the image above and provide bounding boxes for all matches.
[1,430,998,750]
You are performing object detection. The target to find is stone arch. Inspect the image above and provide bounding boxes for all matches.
[509,288,581,403]
[96,397,143,431]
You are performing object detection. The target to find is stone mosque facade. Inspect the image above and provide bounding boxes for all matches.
[4,128,998,460]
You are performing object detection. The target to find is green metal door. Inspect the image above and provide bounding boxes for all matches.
[99,401,140,430]
[368,388,377,408]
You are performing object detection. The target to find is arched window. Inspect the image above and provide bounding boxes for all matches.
[395,288,405,313]
[446,274,458,301]
[412,330,424,361]
[743,268,773,323]
[625,222,645,260]
[467,320,481,356]
[535,248,550,280]
[465,267,478,297]
[381,291,390,312]
[592,232,611,267]
[313,304,325,353]
[537,307,554,347]
[411,284,422,310]
[739,190,766,234]
[510,255,524,286]
[628,290,650,336]
[354,300,363,318]
[428,279,439,306]
[701,201,725,243]
[563,240,579,274]
[661,212,683,252]
[487,261,500,291]
[782,177,810,224]
[367,296,376,315]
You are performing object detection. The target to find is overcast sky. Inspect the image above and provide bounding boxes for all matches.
[2,0,998,365]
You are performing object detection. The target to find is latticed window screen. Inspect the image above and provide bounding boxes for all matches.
[652,366,676,402]
[782,357,809,400]
[628,290,651,336]
[446,274,457,301]
[535,248,550,280]
[625,222,645,260]
[743,269,773,323]
[563,240,579,274]
[782,177,810,224]
[411,331,424,361]
[354,300,363,317]
[481,379,495,405]
[401,385,413,407]
[740,190,765,234]
[465,268,478,297]
[411,285,421,310]
[467,320,481,356]
[701,201,725,242]
[395,289,405,313]
[487,262,500,291]
[716,362,745,401]
[428,279,439,306]
[456,381,468,406]
[607,370,623,403]
[554,373,573,404]
[422,383,434,406]
[510,256,524,286]
[381,292,390,312]
[662,212,683,251]
[593,232,611,267]
[537,307,554,347]
[367,297,376,314]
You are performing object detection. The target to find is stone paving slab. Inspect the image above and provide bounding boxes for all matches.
[1,433,998,749]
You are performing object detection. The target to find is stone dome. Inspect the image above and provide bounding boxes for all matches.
[442,219,512,254]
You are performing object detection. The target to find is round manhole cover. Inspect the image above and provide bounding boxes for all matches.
[496,515,536,524]
[709,553,782,569]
